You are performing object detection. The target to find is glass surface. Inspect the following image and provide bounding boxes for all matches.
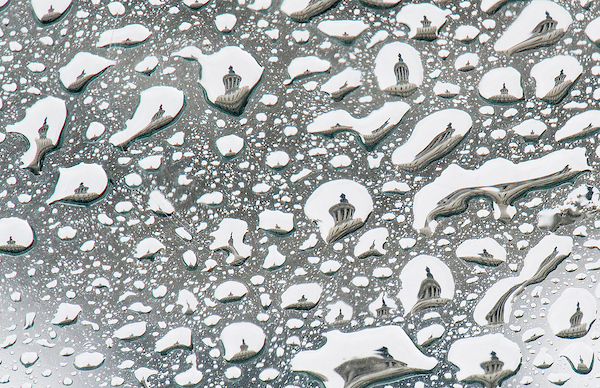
[0,0,599,387]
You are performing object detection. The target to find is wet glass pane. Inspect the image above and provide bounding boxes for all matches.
[1,0,599,387]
